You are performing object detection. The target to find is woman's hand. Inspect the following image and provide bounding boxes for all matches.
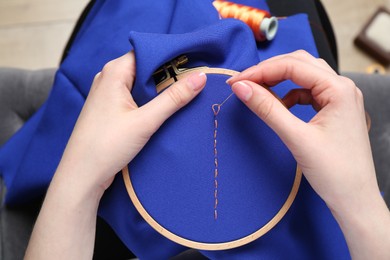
[228,50,372,211]
[228,50,390,259]
[25,52,206,260]
[57,52,207,196]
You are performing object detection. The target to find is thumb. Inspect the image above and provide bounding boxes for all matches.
[231,80,305,145]
[139,72,207,132]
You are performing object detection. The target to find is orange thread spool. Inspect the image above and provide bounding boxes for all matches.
[213,0,278,41]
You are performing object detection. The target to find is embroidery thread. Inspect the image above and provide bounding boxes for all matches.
[212,92,234,220]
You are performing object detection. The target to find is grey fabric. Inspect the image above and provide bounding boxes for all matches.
[0,68,55,146]
[343,72,390,208]
[0,67,55,260]
[0,182,41,260]
[171,249,208,260]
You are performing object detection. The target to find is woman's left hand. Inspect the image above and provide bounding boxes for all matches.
[56,51,207,196]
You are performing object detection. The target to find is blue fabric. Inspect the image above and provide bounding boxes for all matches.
[0,0,350,259]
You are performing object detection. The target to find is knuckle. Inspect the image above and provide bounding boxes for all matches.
[316,58,328,67]
[116,70,133,87]
[339,76,359,94]
[355,87,363,100]
[329,76,365,104]
[316,58,336,74]
[90,72,102,92]
[166,84,188,107]
[354,87,364,105]
[101,60,134,88]
[282,58,296,78]
[293,49,310,58]
[101,60,117,75]
[339,75,356,87]
[328,77,346,94]
[253,95,275,122]
[102,59,128,73]
[117,65,133,80]
[93,72,102,83]
[94,71,101,79]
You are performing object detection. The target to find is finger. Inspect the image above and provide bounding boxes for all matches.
[138,72,207,131]
[232,80,306,145]
[264,50,336,75]
[227,52,336,88]
[282,89,322,111]
[227,56,336,92]
[99,51,136,91]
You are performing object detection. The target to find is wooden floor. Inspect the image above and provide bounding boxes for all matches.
[0,0,89,69]
[0,0,389,73]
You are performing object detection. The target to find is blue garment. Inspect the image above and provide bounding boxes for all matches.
[0,0,350,259]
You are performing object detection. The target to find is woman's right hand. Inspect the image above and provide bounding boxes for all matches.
[227,50,390,259]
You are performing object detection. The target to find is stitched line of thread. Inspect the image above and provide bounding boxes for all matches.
[212,104,220,220]
[211,92,233,220]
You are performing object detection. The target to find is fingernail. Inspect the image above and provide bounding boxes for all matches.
[226,77,234,85]
[233,81,253,102]
[187,72,206,91]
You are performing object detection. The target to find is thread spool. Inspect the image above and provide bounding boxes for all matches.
[366,63,386,74]
[213,0,278,41]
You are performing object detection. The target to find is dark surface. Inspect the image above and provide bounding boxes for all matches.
[267,0,338,72]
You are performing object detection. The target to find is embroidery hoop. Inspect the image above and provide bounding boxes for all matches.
[122,68,302,250]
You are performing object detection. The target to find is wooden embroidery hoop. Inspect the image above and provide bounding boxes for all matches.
[121,67,302,250]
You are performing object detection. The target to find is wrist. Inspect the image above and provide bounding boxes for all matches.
[55,144,112,201]
[53,159,107,207]
[26,163,103,260]
[329,185,390,259]
[50,169,104,213]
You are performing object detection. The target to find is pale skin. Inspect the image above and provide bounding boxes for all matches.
[25,50,390,259]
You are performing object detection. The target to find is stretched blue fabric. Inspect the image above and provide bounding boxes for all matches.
[0,0,350,259]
